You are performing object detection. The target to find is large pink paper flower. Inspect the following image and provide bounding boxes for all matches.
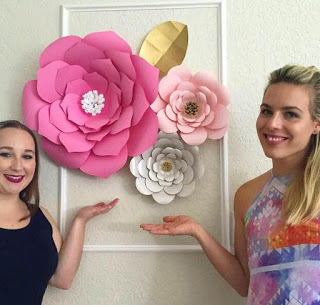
[151,66,230,145]
[22,31,159,178]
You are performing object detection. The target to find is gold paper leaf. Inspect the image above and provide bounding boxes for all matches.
[139,21,188,77]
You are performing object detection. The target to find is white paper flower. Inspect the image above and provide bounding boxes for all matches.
[130,132,204,204]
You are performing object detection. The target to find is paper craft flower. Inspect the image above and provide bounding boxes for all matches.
[22,31,159,178]
[151,66,230,145]
[130,132,204,204]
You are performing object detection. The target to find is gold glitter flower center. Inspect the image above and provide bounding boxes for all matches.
[161,161,173,172]
[185,101,198,115]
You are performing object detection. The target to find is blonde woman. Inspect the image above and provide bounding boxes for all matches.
[141,65,320,304]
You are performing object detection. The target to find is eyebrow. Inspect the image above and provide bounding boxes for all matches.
[260,103,303,113]
[0,146,35,154]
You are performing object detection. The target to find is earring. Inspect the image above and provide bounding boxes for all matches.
[313,130,319,135]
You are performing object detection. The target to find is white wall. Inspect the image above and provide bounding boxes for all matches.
[1,0,319,304]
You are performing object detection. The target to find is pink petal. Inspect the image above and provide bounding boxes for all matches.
[157,109,178,133]
[22,80,48,130]
[39,36,81,68]
[79,126,98,134]
[108,106,122,125]
[65,79,92,96]
[86,126,111,141]
[37,61,68,103]
[158,74,181,102]
[110,106,133,134]
[192,71,230,106]
[83,72,109,95]
[206,104,229,129]
[64,41,105,72]
[59,130,96,153]
[189,122,201,127]
[199,86,217,108]
[201,111,215,127]
[127,108,158,156]
[151,96,167,113]
[131,84,149,126]
[62,94,89,126]
[80,146,128,179]
[41,137,90,169]
[90,59,120,85]
[120,72,134,107]
[83,31,132,54]
[55,65,87,96]
[206,125,228,140]
[177,81,196,92]
[167,66,192,81]
[177,124,195,134]
[93,129,130,156]
[49,100,78,133]
[131,55,159,103]
[38,105,61,144]
[180,126,208,145]
[104,50,136,80]
[165,104,177,121]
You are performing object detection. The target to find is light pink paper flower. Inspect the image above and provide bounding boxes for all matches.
[151,66,230,145]
[22,31,159,178]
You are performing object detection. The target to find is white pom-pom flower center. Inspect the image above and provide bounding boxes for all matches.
[81,90,105,116]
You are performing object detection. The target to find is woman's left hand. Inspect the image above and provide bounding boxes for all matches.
[75,198,119,224]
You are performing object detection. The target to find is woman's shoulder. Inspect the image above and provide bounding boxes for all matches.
[234,171,271,220]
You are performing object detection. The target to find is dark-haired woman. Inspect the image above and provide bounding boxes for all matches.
[0,120,118,305]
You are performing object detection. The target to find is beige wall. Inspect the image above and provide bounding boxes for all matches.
[1,0,319,304]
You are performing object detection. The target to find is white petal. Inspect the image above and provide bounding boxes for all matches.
[129,156,142,177]
[181,160,188,172]
[173,169,180,179]
[162,147,175,154]
[138,159,148,178]
[164,174,175,182]
[147,157,154,170]
[146,178,163,192]
[153,162,160,173]
[174,160,182,170]
[173,172,184,184]
[174,149,182,158]
[158,132,179,140]
[152,190,175,204]
[183,166,194,184]
[171,139,184,150]
[148,169,158,182]
[194,162,205,179]
[136,178,153,195]
[151,147,162,159]
[155,139,173,149]
[178,181,196,197]
[156,153,165,162]
[157,172,165,180]
[159,180,172,187]
[166,153,176,160]
[142,145,153,160]
[182,150,194,166]
[185,145,200,157]
[164,183,183,195]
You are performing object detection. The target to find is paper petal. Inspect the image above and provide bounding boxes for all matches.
[65,79,92,96]
[83,31,132,54]
[168,66,192,81]
[146,179,163,192]
[90,58,120,85]
[180,127,207,145]
[127,108,158,156]
[130,84,149,126]
[164,183,183,195]
[131,55,159,103]
[92,129,130,156]
[63,94,89,126]
[83,72,109,96]
[41,137,90,168]
[22,80,48,130]
[157,109,178,133]
[178,181,196,197]
[80,146,128,179]
[206,104,229,129]
[55,65,87,96]
[37,61,68,103]
[64,41,105,72]
[39,36,81,68]
[129,156,142,178]
[136,178,153,195]
[206,125,228,140]
[110,106,133,134]
[86,126,111,141]
[38,105,61,144]
[49,100,78,133]
[158,74,181,102]
[139,21,188,76]
[60,130,96,153]
[152,190,175,204]
[120,72,134,107]
[151,96,167,113]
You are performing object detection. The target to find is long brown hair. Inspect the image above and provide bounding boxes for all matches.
[0,120,39,218]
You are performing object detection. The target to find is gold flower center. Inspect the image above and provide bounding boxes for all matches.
[161,161,173,172]
[185,101,198,115]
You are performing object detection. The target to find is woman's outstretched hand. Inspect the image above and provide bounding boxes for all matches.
[140,215,200,237]
[75,198,119,225]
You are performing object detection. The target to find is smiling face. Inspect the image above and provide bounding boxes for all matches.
[0,128,36,197]
[256,83,320,164]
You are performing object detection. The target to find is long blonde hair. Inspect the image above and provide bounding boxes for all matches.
[266,65,320,225]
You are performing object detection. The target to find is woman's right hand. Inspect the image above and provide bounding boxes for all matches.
[140,215,201,237]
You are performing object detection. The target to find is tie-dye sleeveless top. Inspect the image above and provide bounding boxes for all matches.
[245,174,320,305]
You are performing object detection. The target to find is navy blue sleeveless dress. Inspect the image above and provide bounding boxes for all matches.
[0,208,58,305]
